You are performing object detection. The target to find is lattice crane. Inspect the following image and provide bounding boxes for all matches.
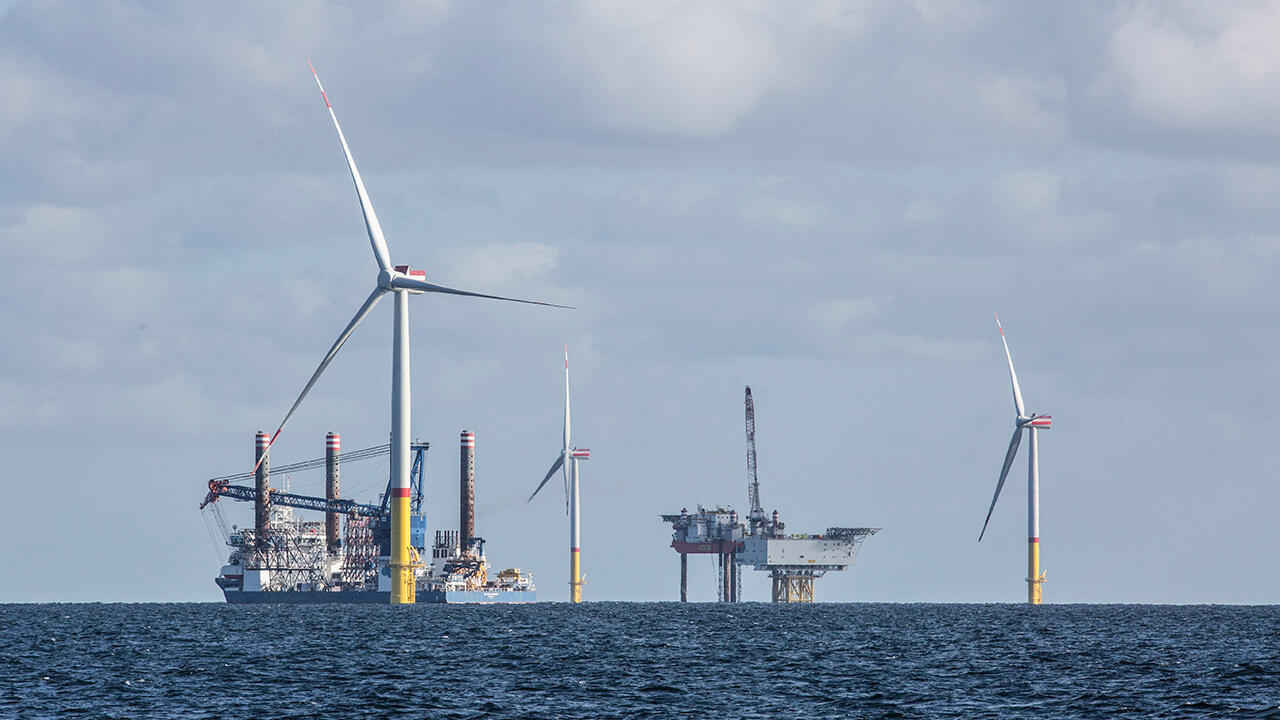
[200,441,429,518]
[745,386,766,536]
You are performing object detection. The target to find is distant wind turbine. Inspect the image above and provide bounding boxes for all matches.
[248,62,570,604]
[979,314,1052,605]
[529,346,589,603]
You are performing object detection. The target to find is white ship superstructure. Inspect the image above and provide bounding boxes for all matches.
[204,431,534,604]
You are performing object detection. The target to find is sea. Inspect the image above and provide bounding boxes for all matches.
[1,603,1277,719]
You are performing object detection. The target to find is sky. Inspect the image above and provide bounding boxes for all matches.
[3,1,1280,604]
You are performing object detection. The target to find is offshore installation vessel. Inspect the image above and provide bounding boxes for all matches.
[200,430,534,603]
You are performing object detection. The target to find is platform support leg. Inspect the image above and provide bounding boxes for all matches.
[680,552,687,602]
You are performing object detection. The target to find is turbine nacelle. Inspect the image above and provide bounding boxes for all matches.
[376,266,427,291]
[381,265,427,293]
[1016,414,1052,430]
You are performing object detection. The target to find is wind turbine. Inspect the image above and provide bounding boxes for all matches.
[529,346,589,603]
[249,63,570,605]
[979,314,1052,605]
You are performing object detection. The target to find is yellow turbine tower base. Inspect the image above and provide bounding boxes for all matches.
[570,548,582,603]
[390,494,415,604]
[1027,539,1044,605]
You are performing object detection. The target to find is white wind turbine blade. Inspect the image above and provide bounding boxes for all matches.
[249,287,386,477]
[309,61,393,273]
[529,452,565,502]
[562,345,571,512]
[979,426,1023,542]
[389,275,574,308]
[996,314,1025,418]
[563,345,571,459]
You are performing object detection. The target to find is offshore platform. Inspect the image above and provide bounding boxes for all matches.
[661,387,879,603]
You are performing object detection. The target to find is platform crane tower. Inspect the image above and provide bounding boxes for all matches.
[745,387,766,537]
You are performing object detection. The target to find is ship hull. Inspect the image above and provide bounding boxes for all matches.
[222,588,535,604]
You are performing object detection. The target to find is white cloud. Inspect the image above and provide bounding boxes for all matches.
[0,204,106,262]
[740,197,820,228]
[0,378,56,431]
[990,170,1061,221]
[48,337,104,372]
[808,297,879,334]
[903,199,939,224]
[906,0,991,29]
[525,1,780,137]
[976,74,1067,143]
[1135,233,1280,308]
[79,266,170,323]
[1212,164,1280,216]
[855,333,986,362]
[435,241,559,291]
[1097,2,1280,137]
[986,170,1111,245]
[0,53,113,142]
[0,371,211,439]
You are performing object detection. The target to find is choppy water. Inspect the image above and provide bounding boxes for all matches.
[1,603,1277,719]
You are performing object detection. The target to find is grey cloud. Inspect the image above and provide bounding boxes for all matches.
[3,1,1280,604]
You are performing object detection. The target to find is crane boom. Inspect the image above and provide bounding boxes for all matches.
[746,386,765,535]
[199,441,429,517]
[201,482,384,516]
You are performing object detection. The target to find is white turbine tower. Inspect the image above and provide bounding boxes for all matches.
[979,314,1052,605]
[529,346,589,603]
[249,63,569,605]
